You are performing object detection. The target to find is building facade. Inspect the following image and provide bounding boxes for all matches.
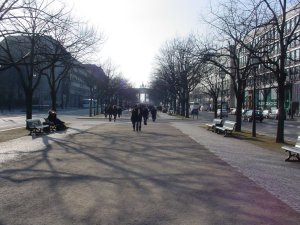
[0,36,101,111]
[195,5,300,115]
[240,7,300,115]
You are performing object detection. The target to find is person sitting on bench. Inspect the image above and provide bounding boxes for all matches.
[48,109,67,130]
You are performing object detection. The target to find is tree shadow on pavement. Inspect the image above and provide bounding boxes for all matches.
[0,123,300,225]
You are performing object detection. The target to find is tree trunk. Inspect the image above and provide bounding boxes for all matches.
[100,98,104,114]
[89,98,93,117]
[25,90,33,120]
[51,89,57,111]
[235,91,244,132]
[213,96,218,118]
[96,97,99,115]
[176,98,180,115]
[173,97,176,114]
[180,98,185,116]
[180,91,185,116]
[276,82,285,143]
[185,90,190,118]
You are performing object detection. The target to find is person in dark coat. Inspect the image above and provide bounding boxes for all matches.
[47,109,67,130]
[104,106,108,118]
[107,105,113,121]
[117,106,122,118]
[150,106,157,122]
[191,108,199,119]
[131,105,142,131]
[112,105,118,122]
[141,105,149,125]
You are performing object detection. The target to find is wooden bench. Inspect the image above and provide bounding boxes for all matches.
[281,136,300,161]
[26,119,50,135]
[206,119,223,132]
[215,120,236,136]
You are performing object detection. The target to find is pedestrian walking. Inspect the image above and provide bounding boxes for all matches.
[117,106,122,118]
[141,105,149,125]
[191,108,199,119]
[150,106,157,122]
[131,105,142,131]
[104,106,108,118]
[107,105,113,121]
[112,105,118,122]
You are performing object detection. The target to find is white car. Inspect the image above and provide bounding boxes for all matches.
[262,109,270,118]
[268,107,279,119]
[229,108,236,115]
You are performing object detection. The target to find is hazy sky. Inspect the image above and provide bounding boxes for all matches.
[68,0,214,87]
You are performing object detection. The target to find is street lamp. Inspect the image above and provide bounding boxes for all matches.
[89,85,96,117]
[220,70,226,119]
[251,58,259,137]
[92,85,97,116]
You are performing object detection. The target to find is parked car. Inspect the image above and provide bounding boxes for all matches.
[262,109,270,118]
[200,104,210,111]
[242,108,248,115]
[268,107,287,120]
[217,109,228,118]
[243,110,264,122]
[229,108,236,115]
[168,108,174,115]
[268,107,278,119]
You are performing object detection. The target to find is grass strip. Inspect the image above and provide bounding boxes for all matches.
[200,124,294,152]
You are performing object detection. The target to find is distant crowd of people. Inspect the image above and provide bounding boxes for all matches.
[130,104,157,132]
[104,104,157,132]
[104,105,122,122]
[47,104,159,132]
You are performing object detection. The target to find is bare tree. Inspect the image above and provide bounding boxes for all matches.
[0,0,26,70]
[0,0,20,29]
[110,76,135,107]
[100,59,123,105]
[153,36,204,117]
[200,0,262,131]
[0,0,21,27]
[219,0,300,142]
[174,37,204,117]
[153,52,178,111]
[149,77,171,106]
[83,64,99,116]
[150,67,177,109]
[250,0,300,143]
[40,13,104,111]
[0,0,66,119]
[197,65,222,118]
[0,0,18,15]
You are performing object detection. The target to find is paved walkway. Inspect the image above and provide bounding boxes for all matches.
[0,115,299,224]
[172,122,300,212]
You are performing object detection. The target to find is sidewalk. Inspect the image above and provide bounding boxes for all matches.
[173,122,300,213]
[0,116,299,224]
